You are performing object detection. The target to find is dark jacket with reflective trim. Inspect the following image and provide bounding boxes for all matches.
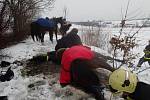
[128,82,150,100]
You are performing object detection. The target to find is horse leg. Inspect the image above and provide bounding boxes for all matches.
[49,30,53,43]
[36,34,39,41]
[31,34,35,41]
[30,22,36,41]
[54,28,58,41]
[35,24,41,42]
[41,33,45,43]
[39,33,43,43]
[36,31,41,42]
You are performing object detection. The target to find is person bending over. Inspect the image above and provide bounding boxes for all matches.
[108,68,150,100]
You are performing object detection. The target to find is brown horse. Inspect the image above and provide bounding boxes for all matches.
[30,17,66,43]
[56,45,113,100]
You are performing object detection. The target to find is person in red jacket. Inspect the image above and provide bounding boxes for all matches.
[60,45,94,84]
[57,45,106,100]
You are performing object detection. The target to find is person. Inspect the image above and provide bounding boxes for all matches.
[47,28,83,64]
[57,45,105,100]
[137,40,150,67]
[108,68,150,100]
[55,28,82,51]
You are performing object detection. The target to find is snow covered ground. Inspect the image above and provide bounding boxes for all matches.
[0,36,57,100]
[0,33,97,100]
[0,25,150,100]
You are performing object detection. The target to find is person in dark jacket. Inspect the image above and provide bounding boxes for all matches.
[47,28,82,64]
[137,40,150,67]
[108,68,150,100]
[55,28,82,51]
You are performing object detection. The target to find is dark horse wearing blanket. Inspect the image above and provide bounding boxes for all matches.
[30,17,66,43]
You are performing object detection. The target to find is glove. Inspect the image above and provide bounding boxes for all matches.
[122,93,133,100]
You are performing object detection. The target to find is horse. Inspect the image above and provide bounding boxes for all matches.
[30,17,66,43]
[59,23,72,36]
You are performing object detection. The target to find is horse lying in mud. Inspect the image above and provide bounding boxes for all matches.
[55,45,114,100]
[29,27,115,99]
[29,45,114,100]
[30,17,66,43]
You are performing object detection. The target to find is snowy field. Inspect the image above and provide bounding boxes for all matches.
[0,25,150,100]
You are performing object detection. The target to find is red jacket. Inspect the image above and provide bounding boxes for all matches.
[60,45,94,84]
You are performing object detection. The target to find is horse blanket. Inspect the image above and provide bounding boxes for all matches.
[35,18,56,28]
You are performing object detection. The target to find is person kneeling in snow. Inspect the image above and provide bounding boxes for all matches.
[47,28,83,64]
[108,68,150,100]
[137,40,150,67]
[56,45,112,100]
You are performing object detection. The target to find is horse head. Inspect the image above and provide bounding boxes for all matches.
[53,17,66,25]
[59,23,72,36]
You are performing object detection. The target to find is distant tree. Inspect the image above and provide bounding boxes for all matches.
[0,0,55,57]
[0,0,11,34]
[0,0,55,35]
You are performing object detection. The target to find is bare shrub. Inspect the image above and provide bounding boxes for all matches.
[81,25,111,53]
[0,0,55,49]
[0,0,11,34]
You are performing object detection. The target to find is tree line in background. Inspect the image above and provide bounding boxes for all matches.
[0,0,55,49]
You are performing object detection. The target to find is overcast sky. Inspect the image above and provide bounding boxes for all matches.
[42,0,150,21]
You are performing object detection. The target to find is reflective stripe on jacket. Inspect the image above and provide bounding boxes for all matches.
[60,45,94,84]
[144,57,150,60]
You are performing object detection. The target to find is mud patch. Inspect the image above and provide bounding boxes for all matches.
[21,60,60,77]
